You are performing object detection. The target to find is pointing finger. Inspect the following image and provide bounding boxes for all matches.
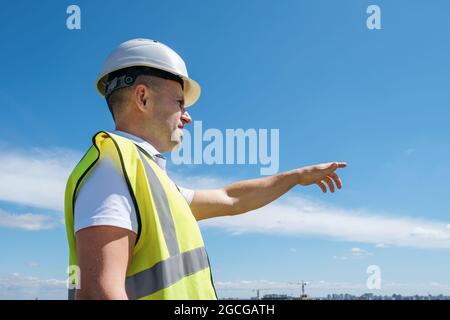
[328,162,347,169]
[335,162,348,168]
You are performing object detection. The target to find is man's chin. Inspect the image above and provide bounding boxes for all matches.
[168,140,182,152]
[169,129,183,151]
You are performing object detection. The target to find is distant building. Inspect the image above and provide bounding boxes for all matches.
[261,294,293,300]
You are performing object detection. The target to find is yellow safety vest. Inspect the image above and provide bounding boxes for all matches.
[64,131,217,300]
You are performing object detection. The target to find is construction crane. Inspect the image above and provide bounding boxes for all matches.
[289,280,309,299]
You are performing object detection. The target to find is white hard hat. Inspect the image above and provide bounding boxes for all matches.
[96,38,201,107]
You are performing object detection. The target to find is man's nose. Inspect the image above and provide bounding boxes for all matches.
[181,111,192,125]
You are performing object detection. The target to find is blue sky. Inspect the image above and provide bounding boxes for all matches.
[1,0,450,299]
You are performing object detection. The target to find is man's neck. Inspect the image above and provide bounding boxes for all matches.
[115,125,166,153]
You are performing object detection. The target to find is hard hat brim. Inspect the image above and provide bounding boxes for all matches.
[182,77,201,108]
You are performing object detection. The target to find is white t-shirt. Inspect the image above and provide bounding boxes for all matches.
[74,130,194,234]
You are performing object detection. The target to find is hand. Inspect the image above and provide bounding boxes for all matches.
[296,162,348,193]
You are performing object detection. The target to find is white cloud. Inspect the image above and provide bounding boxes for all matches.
[410,227,450,241]
[0,273,67,300]
[169,170,231,190]
[332,255,348,261]
[0,147,80,212]
[428,282,450,289]
[216,279,294,290]
[200,195,450,250]
[351,247,373,257]
[0,208,59,231]
[2,147,450,250]
[26,262,40,268]
[169,173,450,250]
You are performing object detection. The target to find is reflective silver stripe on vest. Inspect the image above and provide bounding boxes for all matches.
[68,288,75,300]
[138,151,180,256]
[125,246,210,300]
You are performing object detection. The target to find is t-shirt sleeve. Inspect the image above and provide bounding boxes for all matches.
[177,186,195,205]
[74,155,138,234]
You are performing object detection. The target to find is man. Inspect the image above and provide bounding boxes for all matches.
[64,38,347,300]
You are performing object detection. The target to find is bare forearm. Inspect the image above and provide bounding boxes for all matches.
[191,162,347,220]
[224,169,299,215]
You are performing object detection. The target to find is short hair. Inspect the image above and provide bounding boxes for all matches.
[107,75,167,121]
[105,66,182,121]
[106,86,129,121]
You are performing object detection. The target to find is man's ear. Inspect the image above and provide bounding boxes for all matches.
[134,84,149,110]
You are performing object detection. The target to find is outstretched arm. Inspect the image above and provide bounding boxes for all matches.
[189,162,347,221]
